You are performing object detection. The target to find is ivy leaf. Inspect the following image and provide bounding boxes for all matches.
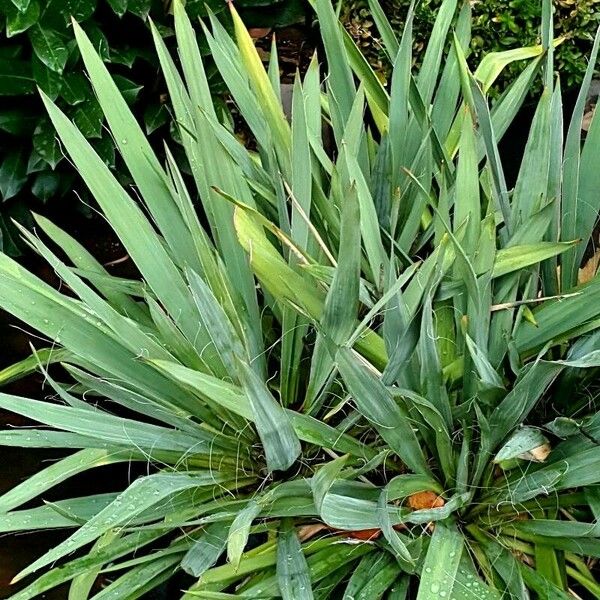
[144,102,169,134]
[113,75,143,104]
[61,72,89,105]
[9,0,31,14]
[73,98,104,138]
[106,0,127,17]
[92,134,116,168]
[27,150,47,175]
[0,59,34,95]
[28,24,69,73]
[0,149,27,201]
[0,110,38,135]
[32,54,63,99]
[83,22,110,61]
[127,0,151,19]
[61,0,97,21]
[110,46,153,67]
[6,0,40,37]
[33,119,62,169]
[184,0,227,19]
[31,171,61,202]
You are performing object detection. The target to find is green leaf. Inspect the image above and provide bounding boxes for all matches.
[0,148,27,200]
[113,74,143,104]
[0,392,215,454]
[313,0,355,125]
[107,0,127,16]
[366,0,398,59]
[68,530,118,600]
[311,455,348,514]
[13,472,230,583]
[416,523,464,600]
[33,119,62,168]
[144,102,169,134]
[378,488,413,563]
[277,519,313,600]
[417,0,457,106]
[72,98,104,138]
[127,0,151,18]
[28,24,69,73]
[61,72,89,105]
[10,0,31,12]
[0,449,133,513]
[76,19,203,273]
[151,359,376,459]
[344,552,395,600]
[520,564,573,600]
[236,359,301,472]
[6,0,40,36]
[32,57,63,101]
[62,0,97,21]
[31,171,61,201]
[488,360,562,451]
[181,521,229,577]
[227,500,261,569]
[0,109,38,135]
[561,26,600,289]
[83,22,111,61]
[0,59,34,95]
[9,530,163,600]
[92,554,183,599]
[336,347,430,475]
[0,493,117,533]
[91,133,116,168]
[491,241,578,278]
[494,426,550,464]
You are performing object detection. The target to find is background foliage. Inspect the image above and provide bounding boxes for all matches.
[343,0,600,90]
[1,0,598,255]
[0,0,305,254]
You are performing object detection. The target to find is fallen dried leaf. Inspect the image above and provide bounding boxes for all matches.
[346,528,381,541]
[407,491,445,510]
[520,443,551,463]
[579,247,600,284]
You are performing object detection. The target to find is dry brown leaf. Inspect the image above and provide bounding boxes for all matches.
[407,491,445,510]
[520,443,551,463]
[579,247,600,284]
[297,523,328,542]
[346,528,382,541]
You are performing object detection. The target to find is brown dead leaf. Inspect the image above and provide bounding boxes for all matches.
[520,443,551,463]
[579,247,600,284]
[346,528,382,541]
[297,523,328,542]
[407,491,445,510]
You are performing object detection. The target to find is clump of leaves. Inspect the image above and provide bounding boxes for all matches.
[0,0,306,254]
[342,0,600,94]
[0,0,161,251]
[1,0,600,598]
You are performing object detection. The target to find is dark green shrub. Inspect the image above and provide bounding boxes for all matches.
[0,0,305,254]
[0,0,166,253]
[343,0,600,90]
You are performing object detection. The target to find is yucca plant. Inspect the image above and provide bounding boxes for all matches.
[2,0,600,597]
